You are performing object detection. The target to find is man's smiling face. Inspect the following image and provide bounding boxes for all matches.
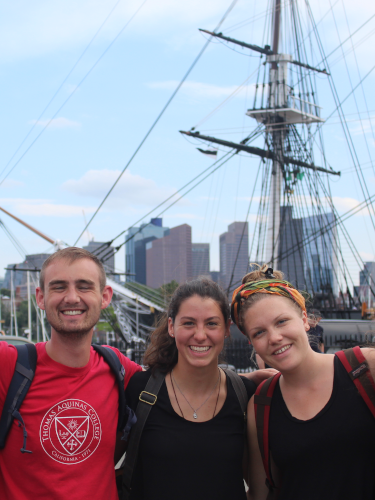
[36,257,112,339]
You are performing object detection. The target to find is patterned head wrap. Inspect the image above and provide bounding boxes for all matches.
[231,271,306,334]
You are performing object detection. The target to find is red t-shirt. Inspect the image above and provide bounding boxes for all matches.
[0,341,142,500]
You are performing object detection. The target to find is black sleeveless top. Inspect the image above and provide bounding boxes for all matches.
[269,356,375,500]
[125,370,256,500]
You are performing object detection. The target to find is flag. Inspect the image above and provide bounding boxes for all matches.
[197,148,218,158]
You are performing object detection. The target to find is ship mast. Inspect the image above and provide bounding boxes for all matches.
[267,0,283,267]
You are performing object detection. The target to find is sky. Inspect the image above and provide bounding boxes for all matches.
[1,0,375,289]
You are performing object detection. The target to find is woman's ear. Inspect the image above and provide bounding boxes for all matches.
[168,317,175,337]
[302,310,310,331]
[224,319,231,339]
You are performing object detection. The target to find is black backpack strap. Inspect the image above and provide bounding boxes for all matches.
[0,343,37,453]
[254,372,281,495]
[336,346,375,418]
[223,369,248,419]
[121,369,165,500]
[92,344,136,440]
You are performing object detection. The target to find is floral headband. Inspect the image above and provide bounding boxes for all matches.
[231,270,306,334]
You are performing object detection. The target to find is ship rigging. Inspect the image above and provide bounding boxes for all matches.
[178,0,375,317]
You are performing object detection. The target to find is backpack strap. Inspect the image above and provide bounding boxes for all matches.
[336,346,375,418]
[223,369,248,420]
[121,369,165,500]
[0,344,37,453]
[254,372,281,491]
[92,344,136,440]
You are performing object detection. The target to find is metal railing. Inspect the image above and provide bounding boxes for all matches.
[96,333,374,371]
[286,94,322,118]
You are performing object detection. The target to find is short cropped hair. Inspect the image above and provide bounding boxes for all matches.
[40,247,106,291]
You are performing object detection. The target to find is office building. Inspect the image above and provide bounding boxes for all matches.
[360,262,375,286]
[146,224,192,288]
[278,206,305,288]
[357,261,375,307]
[83,241,115,273]
[210,271,220,284]
[126,218,169,284]
[192,243,210,279]
[276,208,338,295]
[303,212,338,296]
[219,222,249,294]
[3,253,51,297]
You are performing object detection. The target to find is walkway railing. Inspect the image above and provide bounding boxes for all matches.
[96,333,373,372]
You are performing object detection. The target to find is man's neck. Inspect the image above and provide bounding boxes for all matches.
[45,330,93,368]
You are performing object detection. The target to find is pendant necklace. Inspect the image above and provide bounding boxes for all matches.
[170,368,221,420]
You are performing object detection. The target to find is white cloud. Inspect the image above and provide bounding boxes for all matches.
[29,117,81,129]
[360,251,375,261]
[331,196,370,215]
[0,198,96,217]
[148,80,255,99]
[0,179,25,189]
[62,169,187,208]
[165,213,204,220]
[349,117,375,137]
[0,0,235,62]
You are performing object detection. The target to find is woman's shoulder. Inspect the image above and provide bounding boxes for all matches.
[239,375,257,399]
[359,347,375,380]
[226,371,257,400]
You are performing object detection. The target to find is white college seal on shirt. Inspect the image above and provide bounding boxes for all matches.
[39,399,102,464]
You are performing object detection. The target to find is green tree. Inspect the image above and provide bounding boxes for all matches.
[1,300,37,331]
[0,288,10,298]
[16,300,37,329]
[100,306,122,336]
[159,280,179,303]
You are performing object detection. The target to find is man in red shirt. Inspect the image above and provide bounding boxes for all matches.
[0,247,142,500]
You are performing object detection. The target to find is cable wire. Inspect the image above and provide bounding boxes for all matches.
[0,0,126,183]
[0,0,149,187]
[74,0,240,245]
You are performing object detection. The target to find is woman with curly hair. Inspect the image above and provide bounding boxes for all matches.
[124,278,275,500]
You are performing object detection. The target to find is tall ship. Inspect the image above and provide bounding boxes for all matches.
[180,0,374,319]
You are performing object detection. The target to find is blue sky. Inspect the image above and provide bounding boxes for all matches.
[1,0,375,287]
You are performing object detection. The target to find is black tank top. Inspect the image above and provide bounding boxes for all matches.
[269,356,375,500]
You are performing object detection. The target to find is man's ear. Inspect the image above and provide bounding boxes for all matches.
[36,287,46,310]
[101,286,113,309]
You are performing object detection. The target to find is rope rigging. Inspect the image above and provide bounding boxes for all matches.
[0,0,149,188]
[74,0,240,246]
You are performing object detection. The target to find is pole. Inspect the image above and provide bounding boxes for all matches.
[266,0,283,266]
[136,297,139,338]
[36,309,40,343]
[36,272,40,342]
[368,276,371,309]
[27,271,32,341]
[41,310,47,342]
[10,271,14,337]
[13,287,18,337]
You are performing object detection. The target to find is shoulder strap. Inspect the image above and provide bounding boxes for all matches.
[0,343,37,452]
[223,369,248,417]
[92,344,136,436]
[254,372,281,490]
[121,369,165,500]
[336,346,375,418]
